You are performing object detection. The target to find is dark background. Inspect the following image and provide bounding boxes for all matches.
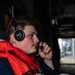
[0,0,75,66]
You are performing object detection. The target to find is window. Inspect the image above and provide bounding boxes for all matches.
[58,38,75,64]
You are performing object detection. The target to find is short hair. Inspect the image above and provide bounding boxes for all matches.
[6,16,41,41]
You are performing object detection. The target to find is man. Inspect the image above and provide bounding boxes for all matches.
[0,16,59,75]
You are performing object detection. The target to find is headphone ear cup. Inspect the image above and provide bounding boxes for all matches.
[14,30,25,41]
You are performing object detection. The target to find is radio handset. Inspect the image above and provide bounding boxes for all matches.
[35,45,44,57]
[39,46,44,51]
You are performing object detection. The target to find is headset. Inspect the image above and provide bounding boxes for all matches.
[11,19,25,41]
[14,29,25,41]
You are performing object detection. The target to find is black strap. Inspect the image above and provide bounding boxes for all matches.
[22,69,39,75]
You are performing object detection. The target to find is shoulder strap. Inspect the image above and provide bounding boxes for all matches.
[22,69,39,75]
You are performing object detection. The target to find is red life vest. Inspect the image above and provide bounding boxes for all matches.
[0,40,41,75]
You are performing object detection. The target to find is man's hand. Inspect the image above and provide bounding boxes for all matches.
[38,42,54,69]
[38,42,53,60]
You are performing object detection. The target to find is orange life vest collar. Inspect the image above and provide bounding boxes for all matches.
[0,40,39,75]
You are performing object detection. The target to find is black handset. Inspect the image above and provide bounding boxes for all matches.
[36,45,44,56]
[39,46,44,51]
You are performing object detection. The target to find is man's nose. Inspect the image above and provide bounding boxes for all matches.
[34,35,39,43]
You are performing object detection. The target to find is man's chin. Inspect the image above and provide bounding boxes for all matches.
[32,49,37,53]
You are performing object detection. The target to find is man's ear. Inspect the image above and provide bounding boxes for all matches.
[10,33,16,42]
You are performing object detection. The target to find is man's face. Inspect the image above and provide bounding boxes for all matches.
[13,25,39,54]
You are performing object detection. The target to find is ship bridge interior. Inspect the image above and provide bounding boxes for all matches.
[0,0,75,75]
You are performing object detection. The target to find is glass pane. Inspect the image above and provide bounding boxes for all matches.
[58,38,75,64]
